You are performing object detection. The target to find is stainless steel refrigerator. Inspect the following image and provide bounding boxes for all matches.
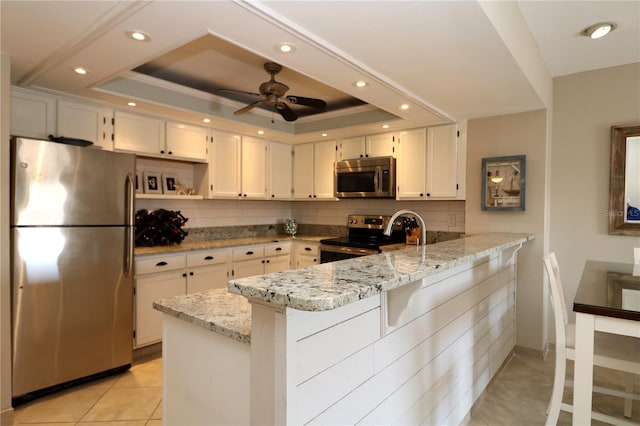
[10,137,135,400]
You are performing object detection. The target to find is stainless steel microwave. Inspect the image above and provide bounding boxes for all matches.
[334,156,396,198]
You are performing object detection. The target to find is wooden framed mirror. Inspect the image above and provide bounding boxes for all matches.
[609,124,640,235]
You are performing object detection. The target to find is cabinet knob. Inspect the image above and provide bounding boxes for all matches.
[420,193,424,197]
[272,194,275,198]
[246,251,254,255]
[275,247,282,251]
[204,256,214,260]
[266,259,270,263]
[261,260,265,264]
[160,150,165,154]
[304,247,312,251]
[168,151,173,155]
[426,193,431,197]
[308,194,312,198]
[189,272,194,276]
[243,194,247,197]
[313,195,317,198]
[238,193,242,197]
[156,261,168,267]
[182,273,187,278]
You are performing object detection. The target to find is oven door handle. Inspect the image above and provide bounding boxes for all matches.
[319,244,379,256]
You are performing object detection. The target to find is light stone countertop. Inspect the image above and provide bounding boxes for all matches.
[135,235,328,256]
[153,232,533,341]
[153,288,251,343]
[228,232,534,312]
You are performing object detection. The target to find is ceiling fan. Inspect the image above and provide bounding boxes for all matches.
[221,62,327,122]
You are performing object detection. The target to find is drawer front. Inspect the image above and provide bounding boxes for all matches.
[135,253,186,275]
[295,243,319,257]
[187,249,228,268]
[232,245,264,261]
[265,242,291,257]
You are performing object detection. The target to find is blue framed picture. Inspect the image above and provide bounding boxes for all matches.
[481,155,526,211]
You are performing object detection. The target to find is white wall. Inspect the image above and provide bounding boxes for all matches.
[550,63,640,325]
[1,53,14,425]
[466,109,548,353]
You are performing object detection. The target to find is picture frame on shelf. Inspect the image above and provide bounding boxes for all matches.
[162,174,178,195]
[135,172,143,194]
[143,172,162,194]
[481,155,526,211]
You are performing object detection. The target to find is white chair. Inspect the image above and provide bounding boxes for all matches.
[543,253,640,426]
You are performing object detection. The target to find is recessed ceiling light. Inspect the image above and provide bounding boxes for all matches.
[257,130,265,135]
[321,133,328,137]
[73,67,87,75]
[400,104,410,110]
[354,81,368,88]
[203,118,211,123]
[127,102,137,107]
[276,43,295,53]
[382,124,389,129]
[581,22,617,39]
[126,30,150,42]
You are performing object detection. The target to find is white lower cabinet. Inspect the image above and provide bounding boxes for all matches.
[134,248,229,348]
[231,242,292,278]
[294,242,319,268]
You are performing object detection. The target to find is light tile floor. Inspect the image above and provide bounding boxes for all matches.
[12,352,639,425]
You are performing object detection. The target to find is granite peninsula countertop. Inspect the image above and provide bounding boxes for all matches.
[135,235,328,256]
[228,232,534,312]
[153,288,251,343]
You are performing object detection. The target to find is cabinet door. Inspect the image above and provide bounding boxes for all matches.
[232,258,264,279]
[313,140,337,199]
[396,128,427,199]
[269,141,292,199]
[292,142,315,200]
[209,131,241,198]
[113,111,165,155]
[426,124,458,198]
[165,121,208,162]
[294,243,319,268]
[11,88,56,139]
[241,136,268,199]
[338,136,366,160]
[57,100,113,150]
[296,255,318,268]
[264,255,290,273]
[135,272,186,347]
[186,264,228,293]
[365,133,395,158]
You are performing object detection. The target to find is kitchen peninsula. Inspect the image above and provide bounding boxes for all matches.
[154,232,533,425]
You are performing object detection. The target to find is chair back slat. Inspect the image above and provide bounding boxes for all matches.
[543,253,569,345]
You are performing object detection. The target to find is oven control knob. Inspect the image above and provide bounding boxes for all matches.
[349,218,357,224]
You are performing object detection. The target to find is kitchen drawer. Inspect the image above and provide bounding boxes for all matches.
[232,245,264,261]
[265,242,291,257]
[295,243,319,257]
[136,253,186,275]
[187,249,228,268]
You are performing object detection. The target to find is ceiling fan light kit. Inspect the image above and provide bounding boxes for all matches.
[224,62,327,122]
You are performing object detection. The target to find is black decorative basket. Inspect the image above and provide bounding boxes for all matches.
[135,209,189,247]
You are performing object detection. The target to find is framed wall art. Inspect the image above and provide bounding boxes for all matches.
[481,155,526,211]
[143,172,162,194]
[162,174,178,195]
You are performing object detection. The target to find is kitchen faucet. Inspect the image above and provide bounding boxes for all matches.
[384,209,427,246]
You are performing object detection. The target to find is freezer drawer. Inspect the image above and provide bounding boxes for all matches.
[12,226,133,397]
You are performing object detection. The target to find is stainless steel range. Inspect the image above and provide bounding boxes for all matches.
[319,214,406,263]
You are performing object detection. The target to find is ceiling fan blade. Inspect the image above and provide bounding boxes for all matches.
[218,88,262,97]
[285,95,327,109]
[234,101,262,115]
[275,102,297,122]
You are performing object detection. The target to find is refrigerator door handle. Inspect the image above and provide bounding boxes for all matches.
[125,173,135,277]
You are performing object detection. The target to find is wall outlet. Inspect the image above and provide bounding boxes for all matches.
[448,214,456,227]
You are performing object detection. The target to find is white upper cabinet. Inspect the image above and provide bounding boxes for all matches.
[396,124,460,200]
[206,130,241,198]
[114,111,206,162]
[339,134,395,160]
[240,136,268,199]
[338,136,366,160]
[314,139,338,199]
[165,121,208,162]
[425,124,458,198]
[396,128,427,199]
[57,100,113,150]
[292,142,315,200]
[365,132,395,158]
[11,88,56,139]
[269,141,292,200]
[113,111,165,155]
[292,140,337,200]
